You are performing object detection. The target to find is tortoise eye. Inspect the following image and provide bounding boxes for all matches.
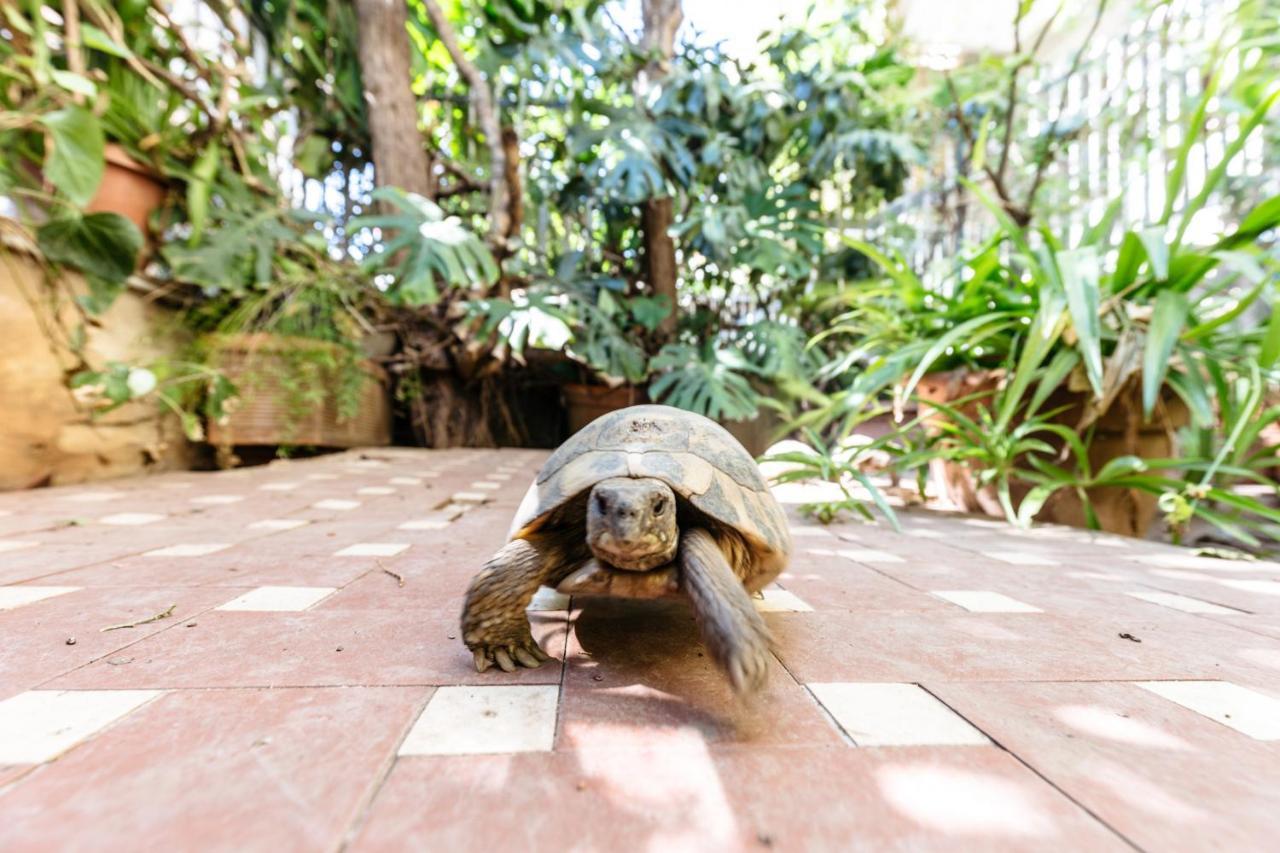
[596,494,609,513]
[652,498,666,515]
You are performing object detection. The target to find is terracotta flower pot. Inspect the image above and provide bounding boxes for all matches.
[915,368,1190,537]
[85,144,167,237]
[562,383,647,434]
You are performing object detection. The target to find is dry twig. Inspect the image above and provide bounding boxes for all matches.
[100,603,177,632]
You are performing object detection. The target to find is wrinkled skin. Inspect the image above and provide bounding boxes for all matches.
[585,477,678,570]
[461,477,774,694]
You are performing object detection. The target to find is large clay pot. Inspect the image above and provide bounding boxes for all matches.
[721,407,782,457]
[562,383,646,434]
[85,144,167,237]
[915,368,1189,537]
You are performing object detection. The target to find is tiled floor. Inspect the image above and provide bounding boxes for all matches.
[2,448,1279,851]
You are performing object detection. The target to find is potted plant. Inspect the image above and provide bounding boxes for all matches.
[163,196,392,457]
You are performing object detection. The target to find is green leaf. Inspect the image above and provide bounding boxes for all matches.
[36,212,142,285]
[1141,289,1188,417]
[40,107,105,206]
[627,295,672,332]
[1016,484,1057,528]
[1059,247,1103,398]
[80,23,135,59]
[50,70,97,99]
[1137,227,1169,280]
[186,144,220,243]
[1260,302,1280,369]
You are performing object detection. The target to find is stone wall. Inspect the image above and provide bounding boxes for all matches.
[0,226,193,490]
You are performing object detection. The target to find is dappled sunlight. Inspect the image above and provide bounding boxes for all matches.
[876,763,1055,839]
[1053,704,1193,751]
[1083,758,1213,824]
[565,724,737,851]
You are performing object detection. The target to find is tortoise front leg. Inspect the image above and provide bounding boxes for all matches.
[680,528,774,695]
[461,538,577,673]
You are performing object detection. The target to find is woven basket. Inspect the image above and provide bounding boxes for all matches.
[206,333,391,448]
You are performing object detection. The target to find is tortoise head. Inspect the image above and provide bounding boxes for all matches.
[586,477,678,571]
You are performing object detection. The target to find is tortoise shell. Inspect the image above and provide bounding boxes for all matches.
[509,405,791,575]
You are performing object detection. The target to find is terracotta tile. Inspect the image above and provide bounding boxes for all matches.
[0,687,427,850]
[47,609,568,690]
[559,599,843,748]
[0,586,232,700]
[932,680,1280,851]
[768,610,1247,684]
[352,744,1121,851]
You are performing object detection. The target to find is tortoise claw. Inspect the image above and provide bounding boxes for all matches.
[474,648,492,673]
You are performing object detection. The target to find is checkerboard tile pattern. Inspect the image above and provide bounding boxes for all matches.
[1,446,1277,850]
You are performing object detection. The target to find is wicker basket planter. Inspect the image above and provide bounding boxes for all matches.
[206,333,391,449]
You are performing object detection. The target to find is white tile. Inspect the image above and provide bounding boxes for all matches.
[1217,579,1280,596]
[808,682,989,747]
[389,477,422,486]
[1125,591,1242,615]
[216,585,336,612]
[528,587,570,611]
[335,542,409,557]
[0,690,163,764]
[754,588,814,612]
[357,486,396,496]
[1066,571,1124,582]
[307,473,340,481]
[189,495,244,505]
[470,481,502,491]
[99,513,165,526]
[63,491,123,503]
[981,550,1059,566]
[247,518,310,531]
[486,473,513,481]
[143,543,231,558]
[0,586,79,611]
[399,685,559,756]
[313,499,361,511]
[931,590,1042,613]
[1137,681,1280,740]
[398,518,452,531]
[259,482,300,492]
[837,548,905,564]
[0,540,40,554]
[452,492,491,504]
[1149,569,1218,582]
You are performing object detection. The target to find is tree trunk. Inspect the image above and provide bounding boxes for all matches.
[639,0,682,340]
[421,0,510,246]
[353,0,434,197]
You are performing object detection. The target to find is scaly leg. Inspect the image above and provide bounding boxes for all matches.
[461,538,576,673]
[680,528,773,694]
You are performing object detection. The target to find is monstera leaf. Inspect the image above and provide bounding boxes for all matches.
[648,342,761,421]
[351,188,498,305]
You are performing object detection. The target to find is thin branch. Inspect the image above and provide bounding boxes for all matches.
[63,0,86,103]
[1024,0,1110,214]
[996,2,1065,187]
[420,0,511,247]
[944,71,1024,221]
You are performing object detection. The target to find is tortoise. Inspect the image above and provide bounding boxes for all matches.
[461,404,791,694]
